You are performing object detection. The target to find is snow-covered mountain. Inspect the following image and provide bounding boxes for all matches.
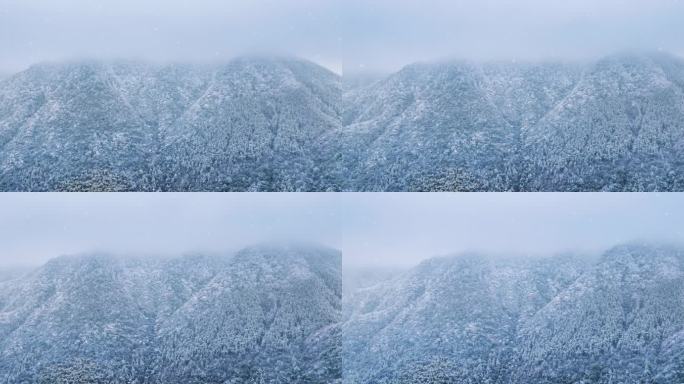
[335,52,684,191]
[0,57,341,191]
[1,53,683,191]
[343,244,684,383]
[0,244,342,383]
[514,244,684,383]
[2,243,681,382]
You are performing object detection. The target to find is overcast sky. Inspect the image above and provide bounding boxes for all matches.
[0,0,342,74]
[0,193,682,268]
[342,0,684,73]
[1,0,683,75]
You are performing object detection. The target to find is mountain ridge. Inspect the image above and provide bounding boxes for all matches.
[343,243,684,383]
[0,56,341,192]
[0,244,342,383]
[336,51,684,191]
[2,52,684,191]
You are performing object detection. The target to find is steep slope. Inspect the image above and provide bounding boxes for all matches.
[515,244,684,383]
[333,60,581,191]
[2,53,683,191]
[343,244,684,383]
[0,62,164,191]
[0,245,342,383]
[343,253,588,383]
[340,52,684,191]
[163,58,341,191]
[0,57,341,191]
[0,254,225,383]
[478,62,583,132]
[156,244,342,383]
[330,62,522,191]
[523,53,684,191]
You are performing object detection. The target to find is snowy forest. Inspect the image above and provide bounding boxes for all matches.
[344,243,684,383]
[1,53,684,191]
[1,242,683,383]
[0,244,342,384]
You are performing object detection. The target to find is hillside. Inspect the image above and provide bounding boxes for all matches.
[343,244,684,383]
[0,58,341,191]
[335,53,684,191]
[0,244,342,383]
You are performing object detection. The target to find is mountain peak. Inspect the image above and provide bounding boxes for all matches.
[0,245,342,383]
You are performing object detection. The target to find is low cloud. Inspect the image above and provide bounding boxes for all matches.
[0,0,342,73]
[0,193,681,268]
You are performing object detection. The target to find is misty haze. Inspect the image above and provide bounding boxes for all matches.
[2,0,684,382]
[1,193,684,382]
[0,0,683,191]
